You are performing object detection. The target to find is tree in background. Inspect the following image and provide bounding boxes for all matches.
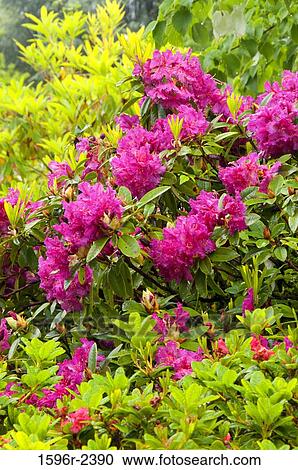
[0,0,160,70]
[148,0,298,94]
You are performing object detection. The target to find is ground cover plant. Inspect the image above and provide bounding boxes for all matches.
[0,3,297,451]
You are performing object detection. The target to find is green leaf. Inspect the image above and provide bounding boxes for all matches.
[191,22,211,48]
[137,186,170,209]
[8,338,21,360]
[199,257,212,275]
[88,343,97,373]
[210,247,239,262]
[268,175,284,195]
[118,235,141,258]
[108,260,133,299]
[172,7,192,36]
[288,213,298,233]
[291,23,298,43]
[86,237,109,263]
[152,20,167,48]
[274,246,287,262]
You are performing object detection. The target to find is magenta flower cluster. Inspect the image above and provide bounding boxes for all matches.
[39,181,123,311]
[48,161,73,190]
[0,319,11,353]
[248,71,298,157]
[152,303,190,340]
[219,153,282,194]
[28,339,104,408]
[38,237,93,312]
[111,126,166,199]
[47,137,105,191]
[155,340,204,380]
[133,49,221,110]
[62,408,91,434]
[54,181,123,249]
[112,50,216,199]
[213,85,254,123]
[151,190,247,282]
[151,214,216,283]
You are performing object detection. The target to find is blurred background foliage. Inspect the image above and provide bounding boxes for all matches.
[0,0,160,71]
[0,1,155,187]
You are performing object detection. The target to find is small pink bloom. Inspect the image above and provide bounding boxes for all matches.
[62,408,91,434]
[215,338,230,357]
[251,335,274,361]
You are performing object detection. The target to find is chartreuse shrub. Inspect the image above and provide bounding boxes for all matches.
[0,0,154,184]
[148,0,298,94]
[0,45,297,449]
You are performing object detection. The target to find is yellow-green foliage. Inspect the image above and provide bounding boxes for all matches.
[0,0,154,187]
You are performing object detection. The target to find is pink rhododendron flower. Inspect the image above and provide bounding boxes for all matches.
[115,114,140,132]
[177,105,209,139]
[112,126,166,199]
[284,337,294,352]
[54,182,123,248]
[75,137,104,180]
[258,70,298,106]
[155,341,204,379]
[213,85,254,122]
[258,161,282,193]
[76,137,90,154]
[248,71,298,157]
[214,338,230,357]
[0,319,11,352]
[0,382,20,397]
[155,340,179,366]
[38,237,93,312]
[62,408,91,434]
[0,189,20,235]
[251,335,274,361]
[30,339,104,409]
[150,118,174,152]
[242,288,254,316]
[248,101,298,157]
[189,190,220,231]
[134,49,221,110]
[219,193,247,235]
[151,214,216,283]
[152,303,190,339]
[151,189,247,282]
[219,153,282,195]
[0,188,42,237]
[48,161,73,189]
[150,106,208,152]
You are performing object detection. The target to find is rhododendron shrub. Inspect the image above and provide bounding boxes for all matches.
[0,48,297,450]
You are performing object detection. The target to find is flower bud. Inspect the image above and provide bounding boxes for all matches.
[263,227,271,240]
[6,313,27,330]
[141,289,159,313]
[63,186,75,202]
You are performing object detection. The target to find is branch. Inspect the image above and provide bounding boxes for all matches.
[1,280,39,299]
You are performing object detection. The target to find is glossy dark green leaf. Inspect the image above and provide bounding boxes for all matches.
[210,247,239,262]
[118,235,141,258]
[86,237,109,263]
